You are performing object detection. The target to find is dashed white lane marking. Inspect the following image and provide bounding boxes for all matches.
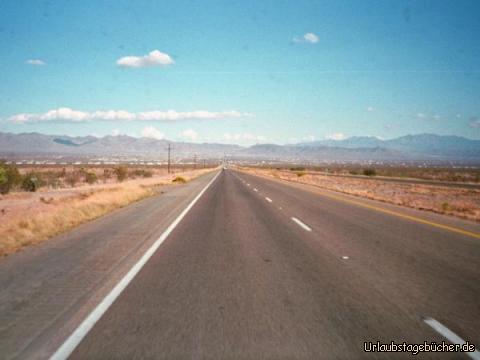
[291,217,312,232]
[254,188,258,192]
[265,197,273,203]
[49,171,221,360]
[341,256,349,260]
[278,207,282,210]
[247,183,250,186]
[423,318,480,359]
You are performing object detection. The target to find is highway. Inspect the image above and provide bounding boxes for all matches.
[1,169,479,359]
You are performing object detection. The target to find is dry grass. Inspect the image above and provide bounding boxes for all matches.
[0,168,215,257]
[241,167,480,222]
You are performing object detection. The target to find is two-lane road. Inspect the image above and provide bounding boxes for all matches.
[67,169,479,359]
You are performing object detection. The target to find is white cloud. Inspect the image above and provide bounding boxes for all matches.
[416,113,441,120]
[111,129,121,136]
[304,32,319,43]
[141,126,165,140]
[26,59,46,66]
[116,50,174,68]
[223,132,266,145]
[302,135,315,142]
[325,132,346,140]
[293,32,319,44]
[366,106,375,112]
[8,107,251,123]
[180,128,198,141]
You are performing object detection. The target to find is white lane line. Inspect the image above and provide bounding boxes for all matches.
[253,188,258,192]
[247,183,250,186]
[424,318,480,360]
[341,256,349,260]
[265,197,273,203]
[49,171,221,360]
[291,217,312,232]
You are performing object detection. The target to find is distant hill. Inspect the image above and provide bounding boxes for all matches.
[0,132,479,162]
[296,134,480,160]
[0,132,241,158]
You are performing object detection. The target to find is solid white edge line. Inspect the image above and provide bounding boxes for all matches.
[265,197,272,203]
[49,171,221,360]
[291,217,312,232]
[424,318,480,360]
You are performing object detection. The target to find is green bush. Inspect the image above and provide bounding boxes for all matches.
[114,166,128,182]
[0,168,7,193]
[363,168,376,176]
[296,172,306,177]
[0,161,22,194]
[21,174,42,192]
[85,172,98,184]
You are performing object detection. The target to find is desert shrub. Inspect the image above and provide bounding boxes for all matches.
[65,171,82,187]
[441,202,449,212]
[349,170,358,175]
[114,166,128,182]
[172,176,186,184]
[129,169,153,178]
[21,173,43,192]
[0,161,22,194]
[85,172,98,184]
[40,197,54,204]
[296,172,306,177]
[103,169,112,183]
[363,168,376,176]
[290,167,305,172]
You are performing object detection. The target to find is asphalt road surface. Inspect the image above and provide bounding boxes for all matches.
[1,169,479,359]
[69,169,479,359]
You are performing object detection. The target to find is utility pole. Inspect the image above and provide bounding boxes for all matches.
[193,154,197,170]
[167,143,171,174]
[203,159,206,169]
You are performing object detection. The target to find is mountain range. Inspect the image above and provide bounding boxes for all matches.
[0,132,479,163]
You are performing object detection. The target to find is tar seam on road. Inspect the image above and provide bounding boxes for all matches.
[291,217,312,232]
[49,171,221,360]
[423,318,480,360]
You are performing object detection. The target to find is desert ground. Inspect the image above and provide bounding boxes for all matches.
[0,164,216,257]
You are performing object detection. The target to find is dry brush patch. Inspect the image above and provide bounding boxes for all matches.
[242,168,480,222]
[0,168,215,257]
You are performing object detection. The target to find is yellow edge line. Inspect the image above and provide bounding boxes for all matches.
[258,173,480,240]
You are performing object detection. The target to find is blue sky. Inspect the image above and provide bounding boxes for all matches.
[1,0,480,144]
